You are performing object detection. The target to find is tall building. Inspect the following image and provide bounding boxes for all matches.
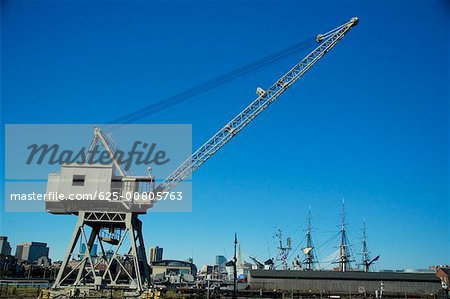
[0,236,12,256]
[15,244,23,260]
[215,255,227,267]
[149,246,163,263]
[80,243,98,257]
[15,242,49,263]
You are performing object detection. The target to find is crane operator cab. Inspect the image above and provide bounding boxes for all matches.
[45,163,155,214]
[45,128,156,215]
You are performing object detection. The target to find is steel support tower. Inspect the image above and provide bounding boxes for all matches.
[53,211,150,295]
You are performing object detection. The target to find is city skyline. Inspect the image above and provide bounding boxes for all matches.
[0,199,445,271]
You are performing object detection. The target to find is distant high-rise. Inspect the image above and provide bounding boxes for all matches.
[15,242,49,263]
[216,255,227,267]
[0,236,12,256]
[80,243,98,257]
[15,244,23,260]
[149,246,163,263]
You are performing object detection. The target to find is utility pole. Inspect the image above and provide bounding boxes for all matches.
[233,233,238,299]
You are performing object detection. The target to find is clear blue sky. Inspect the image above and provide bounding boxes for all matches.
[1,0,449,270]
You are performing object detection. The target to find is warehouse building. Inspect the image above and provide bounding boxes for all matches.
[248,270,444,297]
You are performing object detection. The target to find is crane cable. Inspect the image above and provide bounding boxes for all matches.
[104,36,317,131]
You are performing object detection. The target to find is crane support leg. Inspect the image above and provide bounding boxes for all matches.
[51,211,150,296]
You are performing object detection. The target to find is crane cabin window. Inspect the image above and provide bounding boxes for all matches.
[72,175,85,186]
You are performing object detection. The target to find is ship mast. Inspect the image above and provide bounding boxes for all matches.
[274,229,291,270]
[304,207,316,270]
[362,219,370,272]
[338,200,351,272]
[361,219,380,272]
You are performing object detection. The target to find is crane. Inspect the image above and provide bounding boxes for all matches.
[46,18,359,295]
[155,17,359,195]
[47,17,358,215]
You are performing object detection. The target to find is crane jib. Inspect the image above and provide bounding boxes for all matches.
[157,17,359,194]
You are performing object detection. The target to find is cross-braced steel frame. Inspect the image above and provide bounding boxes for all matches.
[52,211,150,292]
